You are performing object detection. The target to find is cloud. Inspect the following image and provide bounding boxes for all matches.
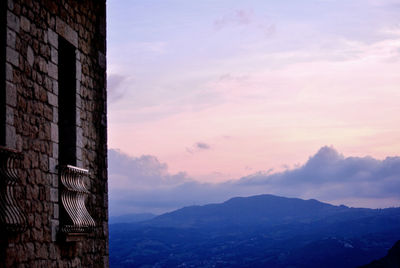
[108,149,188,189]
[238,146,400,198]
[108,147,400,215]
[234,146,400,210]
[186,142,212,154]
[196,142,211,150]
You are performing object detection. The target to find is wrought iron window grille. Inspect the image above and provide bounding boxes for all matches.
[0,146,26,233]
[59,165,95,234]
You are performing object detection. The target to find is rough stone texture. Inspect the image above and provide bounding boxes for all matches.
[1,0,108,267]
[6,29,16,49]
[20,16,30,32]
[26,45,34,66]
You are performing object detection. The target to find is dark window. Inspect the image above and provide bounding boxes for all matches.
[0,0,7,146]
[58,37,76,166]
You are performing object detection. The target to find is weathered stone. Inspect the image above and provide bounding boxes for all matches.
[43,77,52,91]
[76,60,82,81]
[31,185,39,200]
[36,243,48,259]
[7,11,20,32]
[31,152,39,168]
[40,44,50,59]
[51,220,59,242]
[50,122,58,142]
[49,244,57,260]
[56,17,78,47]
[32,228,43,241]
[76,109,81,127]
[52,106,58,123]
[76,147,82,161]
[48,157,57,173]
[39,154,49,171]
[47,92,57,106]
[76,159,83,168]
[51,174,58,187]
[43,105,53,121]
[51,80,58,96]
[6,81,17,107]
[47,62,57,79]
[48,29,58,48]
[6,106,14,125]
[25,242,35,260]
[53,203,59,219]
[20,16,31,32]
[51,47,58,64]
[6,124,16,149]
[6,47,19,67]
[6,28,16,48]
[2,0,108,267]
[5,63,13,81]
[15,245,28,263]
[50,188,58,202]
[27,45,34,66]
[76,126,83,147]
[38,57,48,73]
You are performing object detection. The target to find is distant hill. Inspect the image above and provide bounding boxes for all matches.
[110,194,400,268]
[148,194,361,228]
[109,213,156,224]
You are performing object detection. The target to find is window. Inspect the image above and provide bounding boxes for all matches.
[57,36,95,235]
[58,37,76,166]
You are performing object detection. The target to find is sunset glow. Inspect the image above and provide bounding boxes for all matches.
[108,0,400,181]
[107,0,400,213]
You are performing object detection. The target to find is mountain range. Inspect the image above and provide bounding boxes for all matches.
[109,194,400,267]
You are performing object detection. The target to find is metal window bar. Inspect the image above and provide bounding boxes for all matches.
[0,146,26,233]
[59,165,95,233]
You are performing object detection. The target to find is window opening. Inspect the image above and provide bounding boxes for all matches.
[58,37,76,166]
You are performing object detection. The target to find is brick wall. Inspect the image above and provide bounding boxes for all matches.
[1,0,108,267]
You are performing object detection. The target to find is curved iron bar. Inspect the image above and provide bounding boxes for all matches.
[0,146,26,233]
[59,165,95,233]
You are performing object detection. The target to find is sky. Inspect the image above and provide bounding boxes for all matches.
[107,0,400,215]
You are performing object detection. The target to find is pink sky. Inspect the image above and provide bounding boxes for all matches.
[107,0,400,183]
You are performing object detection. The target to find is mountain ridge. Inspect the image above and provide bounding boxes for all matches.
[110,194,400,268]
[143,194,390,229]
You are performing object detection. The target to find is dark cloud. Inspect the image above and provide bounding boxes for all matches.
[196,142,211,150]
[186,142,212,154]
[108,147,400,216]
[108,149,188,186]
[108,149,190,214]
[238,146,400,197]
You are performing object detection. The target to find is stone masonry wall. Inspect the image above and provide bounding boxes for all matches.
[1,0,108,267]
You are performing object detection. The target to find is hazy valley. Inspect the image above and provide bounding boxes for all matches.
[109,194,400,267]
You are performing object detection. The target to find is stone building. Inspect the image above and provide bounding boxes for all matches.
[0,0,108,267]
